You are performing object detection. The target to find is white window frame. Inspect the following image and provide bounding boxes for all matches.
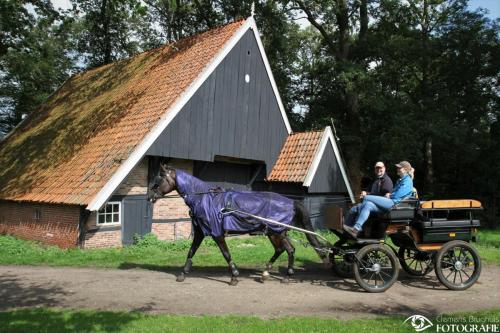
[97,201,122,226]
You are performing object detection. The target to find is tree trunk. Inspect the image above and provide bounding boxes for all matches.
[344,91,362,196]
[100,0,112,64]
[295,0,364,195]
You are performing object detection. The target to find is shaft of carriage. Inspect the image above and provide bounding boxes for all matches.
[220,207,333,250]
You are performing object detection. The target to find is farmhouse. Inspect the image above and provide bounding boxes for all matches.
[0,17,354,248]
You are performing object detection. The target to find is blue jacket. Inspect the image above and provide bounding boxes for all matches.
[390,174,414,204]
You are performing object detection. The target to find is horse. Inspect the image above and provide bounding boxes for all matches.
[148,165,327,286]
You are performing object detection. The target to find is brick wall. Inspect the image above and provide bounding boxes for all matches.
[151,158,193,241]
[114,158,148,195]
[83,212,122,248]
[82,157,194,247]
[0,201,80,248]
[82,157,149,249]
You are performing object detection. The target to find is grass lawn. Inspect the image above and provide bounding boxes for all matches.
[0,308,499,333]
[0,229,499,269]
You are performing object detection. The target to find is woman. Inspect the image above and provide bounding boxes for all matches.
[343,161,415,238]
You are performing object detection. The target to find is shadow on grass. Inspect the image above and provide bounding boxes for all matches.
[0,308,141,333]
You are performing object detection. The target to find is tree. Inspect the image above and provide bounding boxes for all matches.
[72,0,147,68]
[0,0,75,137]
[281,0,373,193]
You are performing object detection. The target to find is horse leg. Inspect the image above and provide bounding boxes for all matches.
[262,234,285,282]
[177,226,204,282]
[213,236,239,286]
[281,235,296,284]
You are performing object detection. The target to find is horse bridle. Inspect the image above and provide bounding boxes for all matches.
[150,168,176,200]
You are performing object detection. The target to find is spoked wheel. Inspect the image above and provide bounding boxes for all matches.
[434,240,481,290]
[398,247,434,276]
[353,244,399,293]
[329,251,353,278]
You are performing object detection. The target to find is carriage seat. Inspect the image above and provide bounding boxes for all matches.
[377,198,419,221]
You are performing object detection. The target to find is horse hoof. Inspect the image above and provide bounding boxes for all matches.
[229,278,239,286]
[261,271,270,282]
[176,274,185,282]
[281,277,290,284]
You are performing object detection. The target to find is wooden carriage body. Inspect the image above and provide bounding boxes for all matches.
[325,199,482,292]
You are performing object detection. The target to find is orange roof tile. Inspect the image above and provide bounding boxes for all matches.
[0,20,245,206]
[267,129,324,183]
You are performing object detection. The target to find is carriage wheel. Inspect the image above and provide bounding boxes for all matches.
[353,244,399,293]
[398,247,434,276]
[434,240,481,291]
[329,252,353,278]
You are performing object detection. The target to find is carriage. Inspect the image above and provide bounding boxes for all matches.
[150,167,482,292]
[324,199,482,293]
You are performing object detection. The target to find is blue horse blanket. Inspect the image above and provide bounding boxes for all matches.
[175,170,295,237]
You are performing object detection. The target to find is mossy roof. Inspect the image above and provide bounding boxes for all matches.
[0,20,244,206]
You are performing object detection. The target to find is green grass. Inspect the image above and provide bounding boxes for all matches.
[0,229,499,269]
[0,231,329,269]
[0,308,499,333]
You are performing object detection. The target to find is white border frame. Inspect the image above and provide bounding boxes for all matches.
[96,201,122,225]
[303,127,355,203]
[87,17,292,211]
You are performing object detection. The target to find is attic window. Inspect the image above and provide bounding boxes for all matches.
[97,202,121,225]
[34,209,41,220]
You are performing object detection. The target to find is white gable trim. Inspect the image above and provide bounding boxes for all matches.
[87,17,292,211]
[303,127,355,203]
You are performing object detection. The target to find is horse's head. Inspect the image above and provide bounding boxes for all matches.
[148,164,176,203]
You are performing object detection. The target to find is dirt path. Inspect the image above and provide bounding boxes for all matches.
[1,264,499,319]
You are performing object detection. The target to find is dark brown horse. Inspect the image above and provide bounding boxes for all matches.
[148,165,327,285]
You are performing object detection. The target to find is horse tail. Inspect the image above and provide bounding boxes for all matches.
[293,201,328,262]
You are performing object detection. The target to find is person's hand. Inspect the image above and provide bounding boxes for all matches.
[385,193,391,198]
[359,191,367,199]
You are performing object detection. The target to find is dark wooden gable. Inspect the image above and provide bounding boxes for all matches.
[147,30,288,173]
[308,143,349,194]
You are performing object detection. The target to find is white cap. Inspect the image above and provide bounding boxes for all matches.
[374,161,385,168]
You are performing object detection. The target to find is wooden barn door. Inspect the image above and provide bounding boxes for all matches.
[122,196,152,245]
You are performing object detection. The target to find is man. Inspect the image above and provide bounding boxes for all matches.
[345,161,394,227]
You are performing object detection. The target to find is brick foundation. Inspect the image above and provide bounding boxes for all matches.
[0,201,80,248]
[152,221,192,241]
[83,212,122,248]
[0,158,196,249]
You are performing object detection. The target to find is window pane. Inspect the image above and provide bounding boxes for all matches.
[106,214,112,223]
[97,214,102,224]
[113,213,119,222]
[113,204,119,213]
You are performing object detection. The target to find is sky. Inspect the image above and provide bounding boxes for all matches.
[468,0,500,19]
[50,0,499,20]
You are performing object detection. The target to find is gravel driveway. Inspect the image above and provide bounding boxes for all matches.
[1,264,499,319]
